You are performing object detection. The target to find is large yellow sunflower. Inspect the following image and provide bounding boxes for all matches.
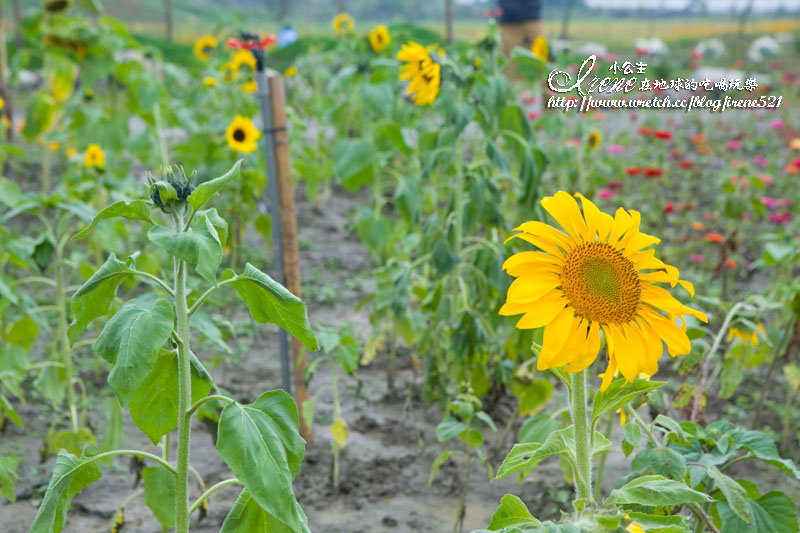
[226,116,261,154]
[500,191,707,390]
[84,144,105,170]
[369,25,391,52]
[193,35,218,61]
[333,13,354,35]
[727,323,764,347]
[397,41,442,106]
[531,35,549,62]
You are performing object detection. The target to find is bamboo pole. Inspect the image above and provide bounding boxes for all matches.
[266,70,312,444]
[445,0,453,43]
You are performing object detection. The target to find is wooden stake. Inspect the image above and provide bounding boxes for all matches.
[267,70,312,444]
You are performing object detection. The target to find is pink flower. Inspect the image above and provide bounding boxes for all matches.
[524,96,536,106]
[689,254,704,263]
[726,140,742,150]
[752,155,768,167]
[607,180,623,190]
[527,111,539,120]
[741,213,750,220]
[777,198,792,208]
[758,174,773,186]
[769,119,785,130]
[770,212,792,224]
[761,197,777,209]
[597,188,615,199]
[663,201,675,215]
[607,144,625,154]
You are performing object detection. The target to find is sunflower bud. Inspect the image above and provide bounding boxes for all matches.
[147,166,195,215]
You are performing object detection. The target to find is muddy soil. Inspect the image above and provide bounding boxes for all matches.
[1,170,798,532]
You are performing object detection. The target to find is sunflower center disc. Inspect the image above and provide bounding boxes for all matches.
[560,241,640,324]
[233,129,246,142]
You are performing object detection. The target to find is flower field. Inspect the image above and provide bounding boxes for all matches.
[1,2,800,532]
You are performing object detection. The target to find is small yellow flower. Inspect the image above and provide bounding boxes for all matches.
[333,13,354,35]
[231,50,256,73]
[226,115,261,153]
[532,35,549,62]
[588,130,601,150]
[242,80,257,93]
[727,323,765,347]
[397,41,442,106]
[369,25,391,52]
[203,76,217,86]
[84,144,105,170]
[474,57,483,68]
[49,141,60,152]
[790,138,800,150]
[221,63,235,83]
[616,407,627,426]
[284,66,298,78]
[1,116,9,129]
[193,35,218,61]
[66,147,78,157]
[0,96,4,111]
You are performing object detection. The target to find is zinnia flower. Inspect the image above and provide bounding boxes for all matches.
[397,41,442,106]
[84,144,105,170]
[654,130,672,141]
[500,192,707,390]
[193,35,218,61]
[607,144,624,154]
[769,119,785,129]
[638,126,652,136]
[625,167,642,176]
[691,133,706,144]
[531,35,549,62]
[332,13,354,35]
[704,232,724,243]
[226,115,261,153]
[728,323,764,346]
[726,140,742,150]
[369,25,391,52]
[643,167,663,178]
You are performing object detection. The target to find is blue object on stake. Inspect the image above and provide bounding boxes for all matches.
[245,33,292,395]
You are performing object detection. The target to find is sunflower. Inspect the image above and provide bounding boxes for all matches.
[500,191,707,390]
[242,80,257,93]
[202,76,217,86]
[369,25,391,52]
[0,96,4,111]
[84,144,105,170]
[285,66,298,78]
[226,116,261,154]
[531,35,549,62]
[397,41,442,106]
[66,147,77,158]
[49,141,60,152]
[333,13,354,35]
[727,323,764,347]
[588,130,601,150]
[193,35,218,61]
[231,50,256,74]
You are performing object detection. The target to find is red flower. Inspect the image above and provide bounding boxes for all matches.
[654,130,672,141]
[691,49,702,60]
[643,167,663,178]
[724,258,738,269]
[638,126,652,136]
[625,166,642,176]
[678,160,694,169]
[607,180,623,190]
[663,201,675,215]
[705,232,725,243]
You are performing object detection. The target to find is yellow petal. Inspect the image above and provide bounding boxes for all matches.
[506,275,561,303]
[639,307,692,356]
[566,320,601,372]
[537,307,575,366]
[541,191,591,242]
[641,283,708,322]
[515,295,567,329]
[575,193,613,241]
[599,356,618,392]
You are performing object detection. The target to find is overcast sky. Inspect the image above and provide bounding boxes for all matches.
[583,0,799,12]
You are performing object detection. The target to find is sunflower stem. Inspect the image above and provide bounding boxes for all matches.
[570,369,593,517]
